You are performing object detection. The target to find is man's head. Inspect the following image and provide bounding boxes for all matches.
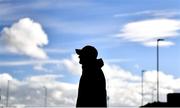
[75,45,98,64]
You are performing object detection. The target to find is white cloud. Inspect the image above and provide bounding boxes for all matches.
[1,69,179,107]
[61,55,180,106]
[0,59,64,66]
[117,18,180,47]
[103,63,140,81]
[144,40,174,47]
[1,55,180,107]
[0,73,77,107]
[0,18,48,59]
[33,64,52,73]
[0,73,21,91]
[45,48,71,54]
[114,10,180,18]
[104,68,180,106]
[60,55,180,107]
[63,54,82,75]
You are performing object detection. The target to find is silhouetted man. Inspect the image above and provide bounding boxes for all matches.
[76,45,107,107]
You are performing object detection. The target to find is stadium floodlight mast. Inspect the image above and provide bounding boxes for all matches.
[43,86,47,107]
[0,88,1,103]
[6,80,10,107]
[156,39,164,102]
[141,70,146,106]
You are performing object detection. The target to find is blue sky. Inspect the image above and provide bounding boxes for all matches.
[0,0,180,107]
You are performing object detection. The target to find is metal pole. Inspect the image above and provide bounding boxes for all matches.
[44,86,47,107]
[6,80,10,107]
[157,39,164,102]
[157,40,159,102]
[141,70,145,106]
[141,71,143,106]
[107,79,110,107]
[0,88,1,107]
[0,88,1,102]
[107,96,110,107]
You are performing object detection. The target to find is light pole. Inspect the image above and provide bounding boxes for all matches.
[0,88,1,105]
[157,39,164,102]
[43,86,47,107]
[6,80,10,107]
[107,96,110,107]
[107,78,110,107]
[0,88,1,100]
[141,70,146,106]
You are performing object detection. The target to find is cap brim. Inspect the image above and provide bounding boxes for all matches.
[75,49,81,55]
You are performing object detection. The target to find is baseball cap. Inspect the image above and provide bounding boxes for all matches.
[75,45,98,58]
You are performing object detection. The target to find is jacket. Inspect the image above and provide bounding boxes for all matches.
[76,58,107,107]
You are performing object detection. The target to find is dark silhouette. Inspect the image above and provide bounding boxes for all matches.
[75,45,107,107]
[141,93,180,107]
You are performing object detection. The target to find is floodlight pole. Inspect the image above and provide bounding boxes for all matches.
[157,39,164,102]
[141,70,146,106]
[0,88,1,103]
[43,86,47,107]
[6,80,10,107]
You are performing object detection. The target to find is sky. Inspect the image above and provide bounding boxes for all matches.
[0,0,180,107]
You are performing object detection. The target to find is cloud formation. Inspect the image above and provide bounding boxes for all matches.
[1,55,180,107]
[61,54,180,106]
[63,54,82,75]
[0,73,77,107]
[0,18,48,59]
[114,10,180,18]
[117,18,180,47]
